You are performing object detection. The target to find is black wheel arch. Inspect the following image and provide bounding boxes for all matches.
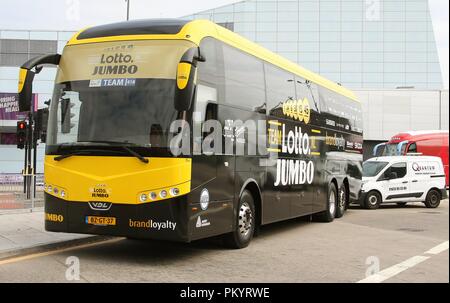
[239,179,262,231]
[366,189,383,201]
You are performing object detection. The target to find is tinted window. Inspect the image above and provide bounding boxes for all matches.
[386,162,407,179]
[198,38,220,87]
[319,87,363,133]
[295,77,320,112]
[363,161,388,177]
[265,63,296,118]
[223,44,265,111]
[408,143,417,153]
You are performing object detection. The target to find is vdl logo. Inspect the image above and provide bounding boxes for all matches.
[88,202,112,211]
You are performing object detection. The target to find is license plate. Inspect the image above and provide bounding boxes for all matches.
[86,216,116,226]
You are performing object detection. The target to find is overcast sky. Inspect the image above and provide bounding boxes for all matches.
[1,0,448,88]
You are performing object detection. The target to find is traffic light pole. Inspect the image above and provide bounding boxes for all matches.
[26,112,33,200]
[33,114,38,199]
[23,140,28,194]
[18,105,48,203]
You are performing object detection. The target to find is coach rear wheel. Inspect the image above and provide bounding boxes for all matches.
[335,185,347,218]
[224,190,255,249]
[313,183,337,222]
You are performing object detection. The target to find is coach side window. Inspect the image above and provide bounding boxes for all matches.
[265,63,296,119]
[198,37,222,88]
[295,77,320,113]
[223,44,266,112]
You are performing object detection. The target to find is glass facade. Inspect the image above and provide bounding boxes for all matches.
[184,0,443,89]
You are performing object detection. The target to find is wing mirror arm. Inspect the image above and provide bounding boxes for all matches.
[18,54,61,112]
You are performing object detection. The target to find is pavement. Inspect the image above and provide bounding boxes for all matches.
[0,197,448,283]
[0,208,93,259]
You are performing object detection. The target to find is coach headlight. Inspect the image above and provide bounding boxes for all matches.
[160,190,168,199]
[139,193,148,202]
[170,188,180,197]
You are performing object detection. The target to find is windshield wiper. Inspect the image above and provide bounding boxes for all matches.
[122,146,149,164]
[54,149,113,161]
[56,141,150,164]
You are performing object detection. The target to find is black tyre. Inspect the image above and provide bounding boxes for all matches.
[224,190,255,249]
[335,184,347,218]
[424,189,441,208]
[363,191,382,210]
[397,202,408,207]
[313,183,337,222]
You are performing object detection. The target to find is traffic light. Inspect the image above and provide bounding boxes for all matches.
[17,120,27,149]
[36,108,49,142]
[61,97,75,134]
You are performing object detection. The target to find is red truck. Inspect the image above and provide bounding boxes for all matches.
[373,131,449,188]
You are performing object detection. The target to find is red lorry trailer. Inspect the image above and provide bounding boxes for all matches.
[374,131,449,188]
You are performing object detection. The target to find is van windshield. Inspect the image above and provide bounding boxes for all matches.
[363,161,389,177]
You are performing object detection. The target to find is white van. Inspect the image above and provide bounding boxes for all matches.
[360,156,448,209]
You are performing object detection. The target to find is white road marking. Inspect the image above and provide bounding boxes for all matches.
[358,256,430,283]
[424,241,449,255]
[358,240,449,283]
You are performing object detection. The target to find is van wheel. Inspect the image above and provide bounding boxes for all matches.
[397,202,408,207]
[424,190,441,208]
[313,183,337,222]
[364,191,381,210]
[335,185,347,218]
[224,190,255,249]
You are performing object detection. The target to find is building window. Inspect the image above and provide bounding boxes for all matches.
[0,39,57,67]
[217,22,234,31]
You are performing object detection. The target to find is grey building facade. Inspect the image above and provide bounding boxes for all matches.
[184,0,443,90]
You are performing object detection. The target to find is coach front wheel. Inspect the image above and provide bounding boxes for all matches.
[224,190,255,249]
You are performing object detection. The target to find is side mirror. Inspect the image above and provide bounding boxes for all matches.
[174,48,205,112]
[174,62,196,111]
[18,68,36,112]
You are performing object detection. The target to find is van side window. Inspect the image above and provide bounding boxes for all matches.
[386,162,407,179]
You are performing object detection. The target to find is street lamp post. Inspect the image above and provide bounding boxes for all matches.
[126,0,130,21]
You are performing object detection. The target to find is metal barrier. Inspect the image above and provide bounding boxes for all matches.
[0,174,44,210]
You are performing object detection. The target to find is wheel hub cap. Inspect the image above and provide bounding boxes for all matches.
[329,192,336,215]
[369,196,378,205]
[239,202,253,238]
[339,189,346,208]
